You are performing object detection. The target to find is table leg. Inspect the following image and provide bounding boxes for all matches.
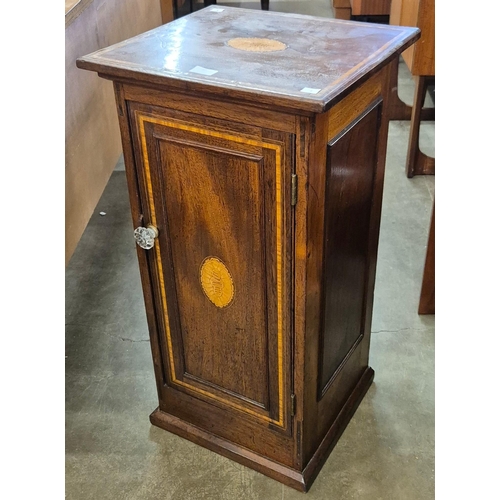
[388,59,435,122]
[418,203,435,314]
[406,75,435,177]
[334,7,351,19]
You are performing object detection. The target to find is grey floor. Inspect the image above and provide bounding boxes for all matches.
[66,1,435,498]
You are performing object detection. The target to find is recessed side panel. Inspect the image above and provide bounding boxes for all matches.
[319,101,382,395]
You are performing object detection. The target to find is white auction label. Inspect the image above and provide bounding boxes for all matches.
[300,87,321,94]
[189,66,219,76]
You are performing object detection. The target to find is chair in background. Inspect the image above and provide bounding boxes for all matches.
[332,0,391,22]
[389,0,435,178]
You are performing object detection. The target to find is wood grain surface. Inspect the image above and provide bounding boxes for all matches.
[122,99,296,469]
[78,8,420,490]
[77,6,419,113]
[320,101,382,394]
[350,0,391,16]
[390,0,434,76]
[418,203,435,314]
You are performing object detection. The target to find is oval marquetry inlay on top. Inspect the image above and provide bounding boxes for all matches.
[200,257,235,308]
[227,37,287,52]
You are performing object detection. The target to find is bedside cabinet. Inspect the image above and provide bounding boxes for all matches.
[77,7,418,492]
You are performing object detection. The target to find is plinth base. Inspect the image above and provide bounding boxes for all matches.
[150,367,374,492]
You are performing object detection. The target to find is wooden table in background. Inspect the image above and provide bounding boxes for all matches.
[418,203,435,315]
[169,0,268,19]
[77,7,419,492]
[159,0,174,23]
[390,0,435,177]
[351,0,391,16]
[333,0,391,20]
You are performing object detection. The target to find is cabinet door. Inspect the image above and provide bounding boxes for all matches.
[128,103,295,463]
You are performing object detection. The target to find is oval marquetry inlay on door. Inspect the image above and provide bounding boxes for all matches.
[200,257,235,308]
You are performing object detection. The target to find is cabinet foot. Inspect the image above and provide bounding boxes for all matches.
[302,367,374,489]
[150,367,374,492]
[150,408,308,491]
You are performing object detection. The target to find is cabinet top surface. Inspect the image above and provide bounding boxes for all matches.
[77,6,419,113]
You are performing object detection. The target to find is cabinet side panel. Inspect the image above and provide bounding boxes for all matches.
[300,71,385,466]
[319,102,382,394]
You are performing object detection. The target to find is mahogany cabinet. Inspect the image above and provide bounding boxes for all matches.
[77,7,418,492]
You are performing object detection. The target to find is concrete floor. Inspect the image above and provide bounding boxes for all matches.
[66,1,435,498]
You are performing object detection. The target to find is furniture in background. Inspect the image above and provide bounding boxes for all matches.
[389,0,435,177]
[333,0,391,21]
[160,0,175,23]
[173,0,268,18]
[65,0,162,265]
[351,0,391,16]
[77,6,419,492]
[332,0,352,19]
[419,203,435,314]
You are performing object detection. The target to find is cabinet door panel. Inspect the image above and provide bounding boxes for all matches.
[128,104,294,449]
[157,137,269,408]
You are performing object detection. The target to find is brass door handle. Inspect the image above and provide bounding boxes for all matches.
[134,225,158,250]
